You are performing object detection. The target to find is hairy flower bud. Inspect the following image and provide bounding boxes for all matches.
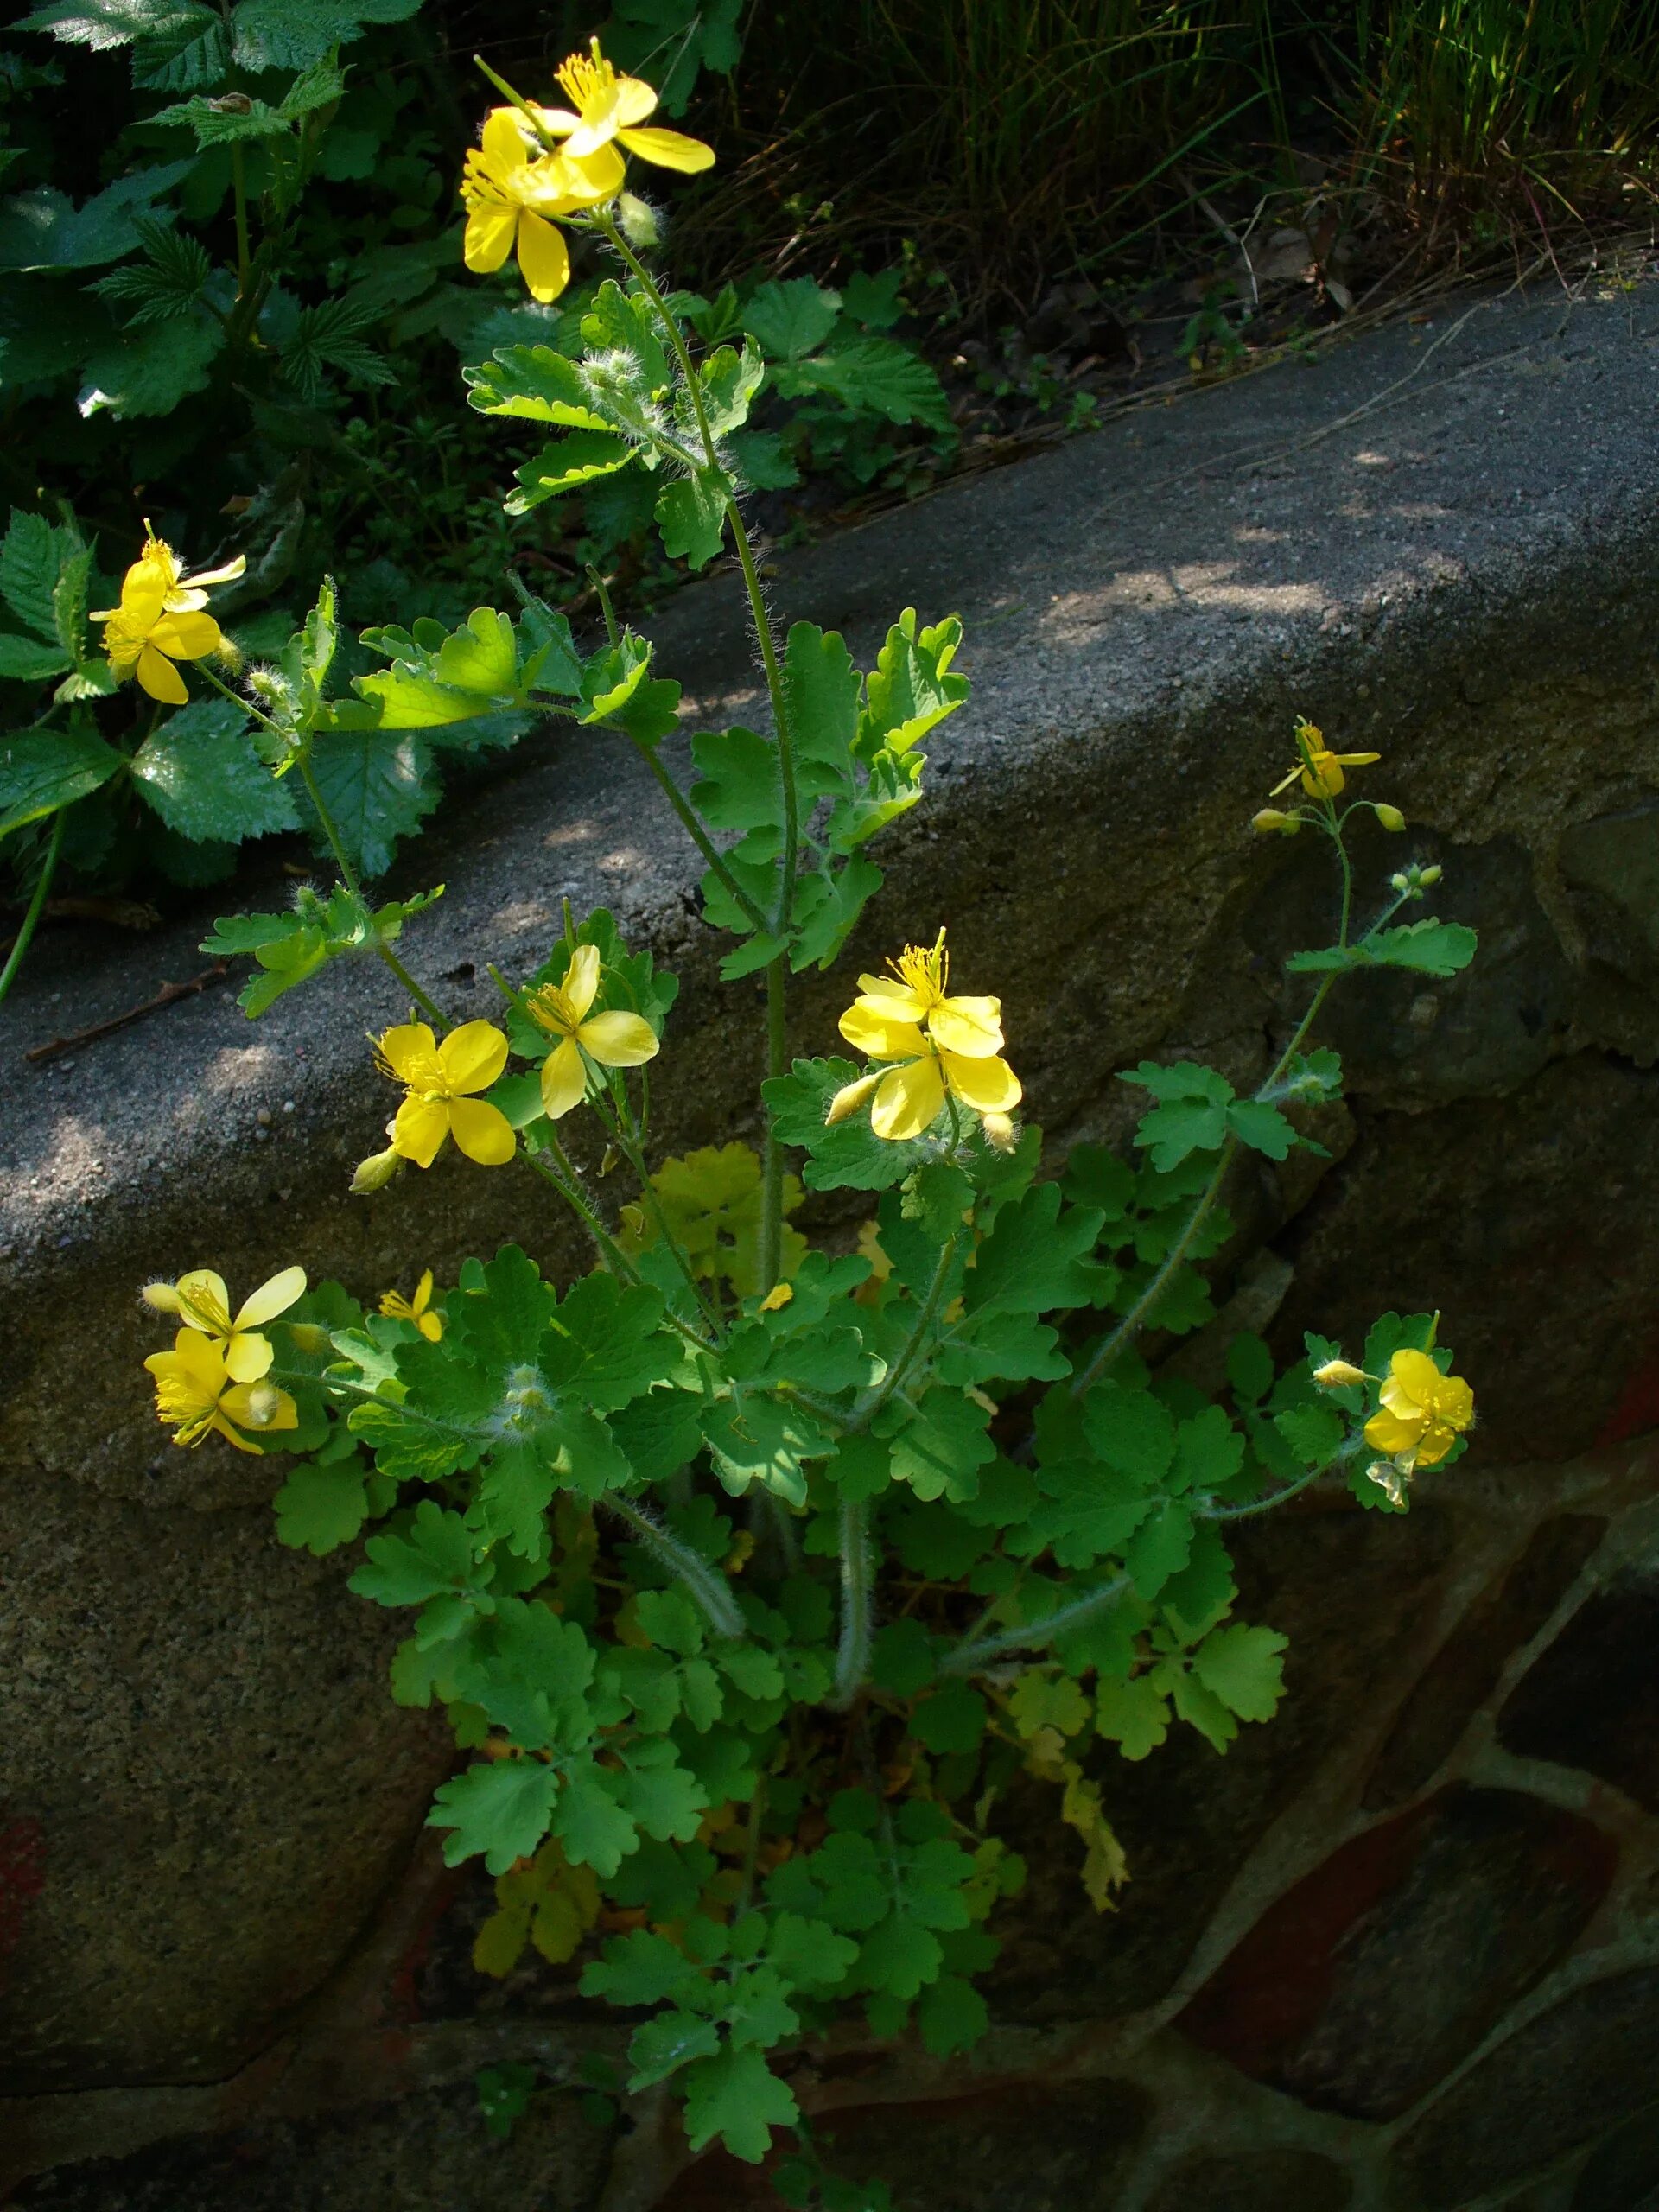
[616,191,662,248]
[981,1111,1018,1154]
[286,1320,333,1355]
[1313,1357,1368,1388]
[1376,803,1406,831]
[1251,808,1299,835]
[350,1144,403,1195]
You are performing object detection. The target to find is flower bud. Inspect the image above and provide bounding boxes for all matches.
[1313,1357,1368,1388]
[350,1144,403,1195]
[244,1382,284,1428]
[1419,863,1442,886]
[1376,803,1406,831]
[981,1111,1018,1154]
[1390,870,1410,893]
[616,191,661,249]
[1252,808,1299,835]
[286,1320,332,1355]
[825,1071,880,1126]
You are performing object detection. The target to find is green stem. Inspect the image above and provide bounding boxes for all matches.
[1070,1141,1236,1398]
[292,751,448,1026]
[230,143,251,302]
[758,958,788,1292]
[524,1141,713,1353]
[940,1574,1131,1676]
[628,733,771,933]
[604,1093,723,1334]
[0,806,65,1008]
[830,1496,874,1709]
[738,1770,768,1916]
[847,1230,962,1434]
[601,1494,744,1638]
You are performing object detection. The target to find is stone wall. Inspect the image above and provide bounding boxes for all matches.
[3,278,1659,2209]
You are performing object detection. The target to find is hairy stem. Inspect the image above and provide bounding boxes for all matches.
[847,1230,962,1434]
[758,958,789,1291]
[601,1495,745,1639]
[940,1574,1131,1676]
[0,806,65,1008]
[627,733,770,933]
[1070,1141,1236,1397]
[830,1496,874,1709]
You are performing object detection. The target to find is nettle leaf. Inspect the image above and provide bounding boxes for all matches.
[130,697,299,843]
[774,336,951,430]
[1,508,72,639]
[229,0,421,73]
[19,0,207,49]
[77,310,223,418]
[0,728,124,836]
[509,429,634,515]
[428,1758,559,1873]
[742,277,841,361]
[762,1057,934,1192]
[304,724,437,875]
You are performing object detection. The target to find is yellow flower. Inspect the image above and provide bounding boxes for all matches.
[380,1268,443,1341]
[524,943,659,1119]
[1363,1347,1474,1471]
[144,1328,298,1453]
[829,930,1021,1141]
[540,38,715,174]
[1270,718,1382,801]
[92,528,245,705]
[375,1020,516,1168]
[461,106,624,302]
[141,1264,306,1382]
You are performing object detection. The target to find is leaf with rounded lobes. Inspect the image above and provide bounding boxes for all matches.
[682,2044,800,2164]
[577,630,681,743]
[428,1758,559,1873]
[466,343,612,430]
[656,467,730,569]
[1096,1672,1170,1759]
[627,2009,721,2091]
[273,1459,368,1554]
[0,728,124,837]
[509,429,634,515]
[701,1392,837,1505]
[787,854,884,972]
[1082,1379,1176,1486]
[349,1500,485,1606]
[553,1764,638,1877]
[458,1597,595,1749]
[1124,1498,1195,1601]
[613,1737,709,1842]
[860,607,966,757]
[782,620,859,795]
[690,722,780,842]
[967,1182,1109,1318]
[762,1055,935,1192]
[582,1927,697,2008]
[694,340,765,438]
[544,1272,677,1412]
[879,1389,993,1503]
[1170,1404,1244,1495]
[1192,1620,1288,1722]
[579,277,670,396]
[918,1972,989,2057]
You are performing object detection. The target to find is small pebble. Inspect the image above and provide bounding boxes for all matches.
[256,1107,272,1127]
[282,1099,296,1113]
[254,1127,270,1142]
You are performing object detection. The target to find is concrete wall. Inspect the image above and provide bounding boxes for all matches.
[4,279,1659,2209]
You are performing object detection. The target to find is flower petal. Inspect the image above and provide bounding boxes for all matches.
[929,994,1004,1058]
[872,1054,944,1140]
[540,1034,588,1119]
[1385,1348,1444,1418]
[577,1010,658,1067]
[175,1268,232,1332]
[223,1332,275,1383]
[563,942,601,1023]
[854,978,928,1022]
[515,209,571,302]
[377,1023,438,1083]
[940,1048,1022,1113]
[181,554,247,590]
[1433,1373,1475,1430]
[235,1263,308,1329]
[392,1093,451,1168]
[480,105,531,173]
[840,1005,928,1061]
[207,1411,265,1453]
[136,645,188,704]
[1364,1406,1426,1456]
[615,73,658,126]
[618,125,715,173]
[149,610,220,661]
[464,200,518,273]
[436,1020,509,1096]
[448,1096,516,1166]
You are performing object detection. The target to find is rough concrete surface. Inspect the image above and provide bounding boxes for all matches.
[4,273,1659,2204]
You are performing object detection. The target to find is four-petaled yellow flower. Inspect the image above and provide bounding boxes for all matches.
[144,1330,298,1453]
[541,38,715,174]
[1363,1347,1474,1471]
[92,529,245,706]
[828,930,1021,1141]
[1271,718,1382,802]
[461,107,623,303]
[525,943,659,1118]
[141,1264,307,1381]
[380,1269,443,1341]
[376,1020,516,1167]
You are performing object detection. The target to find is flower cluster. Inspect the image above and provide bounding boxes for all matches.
[93,529,245,705]
[1251,717,1398,836]
[142,1266,305,1452]
[827,930,1022,1143]
[1314,1343,1475,1506]
[461,39,712,303]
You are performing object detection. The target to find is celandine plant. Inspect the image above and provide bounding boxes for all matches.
[137,41,1478,2172]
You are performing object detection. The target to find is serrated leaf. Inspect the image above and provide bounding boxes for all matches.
[742,277,840,360]
[304,724,436,875]
[1,509,66,639]
[130,697,299,842]
[0,161,194,271]
[0,728,123,836]
[655,467,730,569]
[509,429,634,514]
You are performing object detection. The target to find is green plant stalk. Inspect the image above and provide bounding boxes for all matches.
[0,806,66,1008]
[848,1229,962,1433]
[830,1495,874,1708]
[230,142,252,302]
[295,752,448,1026]
[625,733,771,933]
[940,1573,1133,1675]
[601,1493,744,1638]
[601,1090,724,1335]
